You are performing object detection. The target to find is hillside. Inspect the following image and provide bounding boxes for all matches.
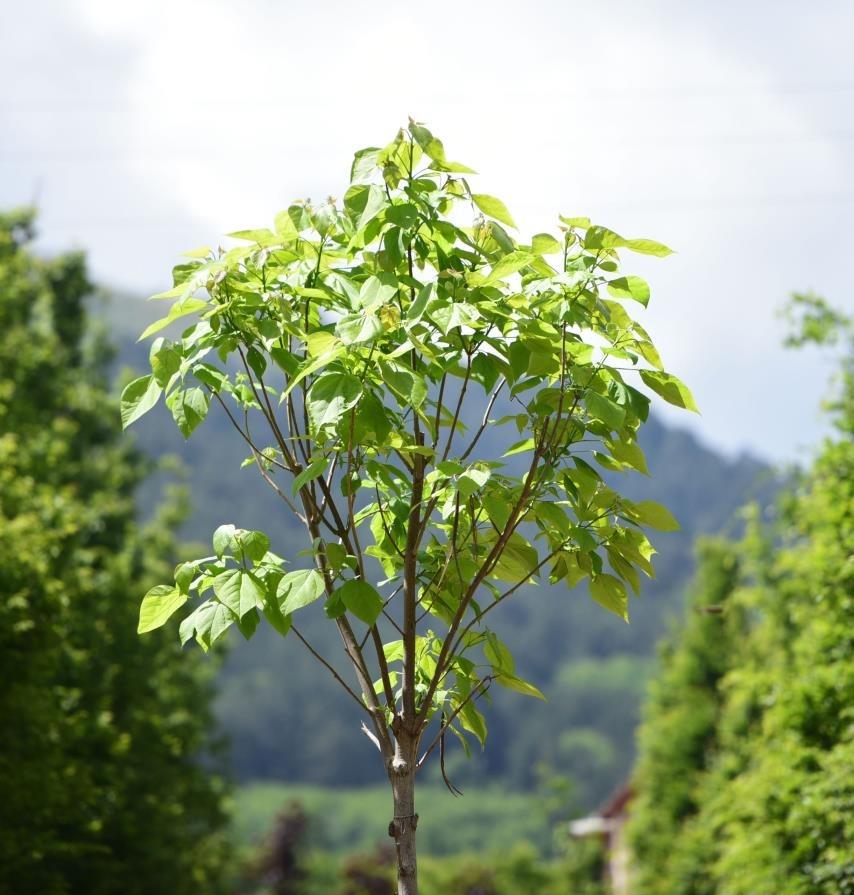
[109,295,776,809]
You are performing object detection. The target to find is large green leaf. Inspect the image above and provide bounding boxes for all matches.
[278,569,325,614]
[380,362,428,410]
[138,585,187,633]
[213,524,238,558]
[585,392,626,430]
[239,530,271,562]
[585,226,673,258]
[166,387,209,438]
[335,312,384,345]
[139,297,208,340]
[292,457,329,496]
[121,375,162,429]
[607,275,651,307]
[495,673,546,700]
[472,193,516,229]
[531,233,562,255]
[631,500,680,532]
[307,373,362,430]
[149,339,181,387]
[589,574,628,621]
[640,371,699,413]
[489,534,539,583]
[337,579,383,626]
[429,302,480,335]
[213,569,266,619]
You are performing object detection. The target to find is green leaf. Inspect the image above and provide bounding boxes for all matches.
[150,339,181,387]
[274,209,299,240]
[280,344,345,401]
[263,599,292,637]
[121,375,162,429]
[589,574,628,621]
[559,215,591,228]
[337,579,383,626]
[607,276,651,307]
[531,233,562,255]
[292,457,329,496]
[472,194,516,229]
[490,534,539,583]
[359,275,398,310]
[138,585,187,633]
[584,226,673,258]
[213,524,237,558]
[380,362,428,410]
[608,440,649,475]
[623,238,673,257]
[179,600,216,646]
[335,312,384,345]
[307,373,362,431]
[239,530,270,562]
[213,568,266,619]
[585,392,626,430]
[227,227,279,245]
[639,370,699,413]
[430,302,480,335]
[210,602,238,645]
[631,500,680,532]
[457,466,491,499]
[503,437,535,458]
[484,633,515,673]
[166,387,209,438]
[139,297,207,340]
[474,250,533,287]
[193,362,230,392]
[278,569,325,614]
[406,283,433,322]
[495,673,546,700]
[343,183,387,230]
[306,331,339,358]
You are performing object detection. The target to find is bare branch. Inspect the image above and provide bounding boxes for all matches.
[291,623,368,713]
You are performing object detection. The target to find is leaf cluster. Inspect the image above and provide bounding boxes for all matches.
[126,122,694,764]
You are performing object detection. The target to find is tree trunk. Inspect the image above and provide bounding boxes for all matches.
[388,740,418,895]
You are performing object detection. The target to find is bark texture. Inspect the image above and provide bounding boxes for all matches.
[388,740,418,895]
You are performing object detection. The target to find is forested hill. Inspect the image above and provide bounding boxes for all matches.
[110,295,776,809]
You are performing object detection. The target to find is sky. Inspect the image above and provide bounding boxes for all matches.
[2,0,852,463]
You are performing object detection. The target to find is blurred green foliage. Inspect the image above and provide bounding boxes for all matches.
[0,210,229,893]
[233,783,554,857]
[629,299,853,894]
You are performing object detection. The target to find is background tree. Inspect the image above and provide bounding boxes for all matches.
[126,122,695,894]
[628,295,853,894]
[0,209,228,894]
[627,539,744,895]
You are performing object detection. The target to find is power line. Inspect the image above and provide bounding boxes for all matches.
[2,82,854,107]
[1,132,853,166]
[28,193,854,232]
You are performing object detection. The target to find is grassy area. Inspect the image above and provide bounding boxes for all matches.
[233,781,555,857]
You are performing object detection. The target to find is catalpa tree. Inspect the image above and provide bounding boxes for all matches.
[123,121,695,895]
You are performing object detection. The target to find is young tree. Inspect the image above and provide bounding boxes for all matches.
[125,122,694,893]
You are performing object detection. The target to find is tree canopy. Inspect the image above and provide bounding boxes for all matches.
[125,121,695,893]
[0,209,228,894]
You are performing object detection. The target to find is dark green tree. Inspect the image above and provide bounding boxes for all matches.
[627,539,743,895]
[0,209,228,894]
[629,296,853,894]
